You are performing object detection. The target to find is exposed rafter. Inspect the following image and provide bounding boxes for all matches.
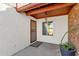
[17,3,49,12]
[32,6,73,19]
[26,3,76,15]
[16,3,76,19]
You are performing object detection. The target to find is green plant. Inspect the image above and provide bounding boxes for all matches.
[60,24,79,51]
[60,42,75,51]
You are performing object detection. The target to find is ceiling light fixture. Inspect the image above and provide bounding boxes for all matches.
[45,12,48,23]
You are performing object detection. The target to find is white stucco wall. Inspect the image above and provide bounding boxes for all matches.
[0,4,36,56]
[37,15,68,44]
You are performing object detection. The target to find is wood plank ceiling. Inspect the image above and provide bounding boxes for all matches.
[17,3,76,19]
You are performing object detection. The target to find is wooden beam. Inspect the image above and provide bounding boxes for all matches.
[26,3,76,15]
[17,3,49,12]
[35,13,67,19]
[31,6,73,19]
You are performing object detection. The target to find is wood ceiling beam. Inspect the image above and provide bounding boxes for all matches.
[17,3,49,12]
[26,3,76,15]
[31,6,73,19]
[34,13,67,19]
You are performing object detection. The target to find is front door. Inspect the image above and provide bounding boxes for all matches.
[30,20,37,43]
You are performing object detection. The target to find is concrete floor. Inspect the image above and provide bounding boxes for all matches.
[13,42,61,56]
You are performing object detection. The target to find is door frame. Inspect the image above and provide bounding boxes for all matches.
[30,20,37,43]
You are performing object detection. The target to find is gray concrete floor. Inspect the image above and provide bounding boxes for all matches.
[13,42,61,56]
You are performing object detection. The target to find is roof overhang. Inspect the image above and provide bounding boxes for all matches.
[16,3,76,19]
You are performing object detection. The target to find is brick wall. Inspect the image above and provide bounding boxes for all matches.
[68,4,79,55]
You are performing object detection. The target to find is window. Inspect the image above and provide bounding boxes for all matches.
[42,21,54,36]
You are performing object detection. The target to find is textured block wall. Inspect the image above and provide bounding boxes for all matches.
[68,4,79,55]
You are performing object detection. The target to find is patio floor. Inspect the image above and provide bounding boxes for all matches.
[13,42,61,56]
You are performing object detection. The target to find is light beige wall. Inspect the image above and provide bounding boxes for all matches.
[37,15,68,44]
[0,3,36,56]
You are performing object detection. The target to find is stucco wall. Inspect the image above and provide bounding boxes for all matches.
[0,4,36,56]
[37,15,68,44]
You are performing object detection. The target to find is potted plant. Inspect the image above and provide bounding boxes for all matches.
[60,25,79,56]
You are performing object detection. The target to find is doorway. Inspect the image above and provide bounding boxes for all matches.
[30,20,37,43]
